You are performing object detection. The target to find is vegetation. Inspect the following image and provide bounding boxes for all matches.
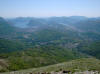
[0,45,86,72]
[0,38,25,53]
[1,58,100,74]
[0,17,100,73]
[77,41,100,59]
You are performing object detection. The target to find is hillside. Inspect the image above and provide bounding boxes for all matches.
[0,16,100,73]
[1,58,100,74]
[77,41,100,59]
[0,17,16,38]
[0,45,87,72]
[0,38,26,53]
[0,59,8,72]
[0,0,100,73]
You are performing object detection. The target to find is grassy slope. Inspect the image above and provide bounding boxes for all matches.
[1,58,100,74]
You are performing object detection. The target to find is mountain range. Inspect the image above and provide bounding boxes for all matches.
[0,16,100,73]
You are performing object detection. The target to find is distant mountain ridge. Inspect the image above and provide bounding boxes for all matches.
[6,16,100,33]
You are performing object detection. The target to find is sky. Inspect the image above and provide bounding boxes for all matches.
[0,0,100,18]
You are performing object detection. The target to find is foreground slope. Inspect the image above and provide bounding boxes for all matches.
[1,58,100,74]
[0,45,86,72]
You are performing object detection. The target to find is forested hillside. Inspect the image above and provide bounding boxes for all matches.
[77,41,100,59]
[0,16,100,73]
[0,45,87,72]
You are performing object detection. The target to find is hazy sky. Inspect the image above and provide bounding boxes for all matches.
[0,0,100,17]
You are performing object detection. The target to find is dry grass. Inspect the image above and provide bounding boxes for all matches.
[1,58,100,74]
